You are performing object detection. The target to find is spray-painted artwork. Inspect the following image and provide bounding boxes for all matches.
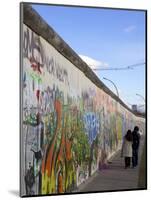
[21,23,145,196]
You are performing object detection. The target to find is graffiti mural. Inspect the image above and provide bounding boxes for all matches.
[21,24,145,196]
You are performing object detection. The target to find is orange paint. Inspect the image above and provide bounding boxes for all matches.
[65,140,72,160]
[58,172,63,193]
[42,100,62,176]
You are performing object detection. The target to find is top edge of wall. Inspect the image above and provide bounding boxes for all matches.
[21,3,145,119]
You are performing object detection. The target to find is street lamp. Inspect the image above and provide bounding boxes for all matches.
[136,93,145,103]
[136,94,145,113]
[103,77,119,97]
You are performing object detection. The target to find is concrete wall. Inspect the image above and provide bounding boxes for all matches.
[21,4,145,196]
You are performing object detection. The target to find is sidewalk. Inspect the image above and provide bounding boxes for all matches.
[75,136,146,193]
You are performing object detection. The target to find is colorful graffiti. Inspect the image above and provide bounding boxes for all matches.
[21,24,145,196]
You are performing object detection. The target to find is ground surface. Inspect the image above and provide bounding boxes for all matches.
[74,136,146,193]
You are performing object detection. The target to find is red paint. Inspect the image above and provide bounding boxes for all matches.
[36,90,40,102]
[31,63,37,71]
[30,57,42,74]
[37,62,42,73]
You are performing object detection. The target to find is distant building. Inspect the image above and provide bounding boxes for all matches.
[131,104,145,113]
[132,104,137,112]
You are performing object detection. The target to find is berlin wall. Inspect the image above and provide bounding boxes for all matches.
[21,4,145,196]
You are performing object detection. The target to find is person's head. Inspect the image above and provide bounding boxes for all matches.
[134,126,139,132]
[125,130,132,141]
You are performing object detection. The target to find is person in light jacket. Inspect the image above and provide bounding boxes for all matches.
[121,130,133,168]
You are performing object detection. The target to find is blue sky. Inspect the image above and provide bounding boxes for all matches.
[31,4,146,107]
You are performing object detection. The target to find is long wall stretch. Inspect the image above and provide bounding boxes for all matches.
[21,16,145,196]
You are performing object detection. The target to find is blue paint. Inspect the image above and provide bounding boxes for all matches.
[83,112,100,144]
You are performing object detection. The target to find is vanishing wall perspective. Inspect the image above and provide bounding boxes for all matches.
[22,24,145,196]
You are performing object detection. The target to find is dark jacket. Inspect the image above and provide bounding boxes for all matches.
[132,130,140,150]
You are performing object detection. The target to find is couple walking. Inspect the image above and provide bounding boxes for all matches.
[121,126,140,169]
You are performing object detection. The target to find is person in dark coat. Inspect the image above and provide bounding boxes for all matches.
[132,126,140,168]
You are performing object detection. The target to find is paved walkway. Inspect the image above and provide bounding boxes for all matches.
[75,136,146,193]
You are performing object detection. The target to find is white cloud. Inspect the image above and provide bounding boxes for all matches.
[124,25,136,33]
[79,54,109,70]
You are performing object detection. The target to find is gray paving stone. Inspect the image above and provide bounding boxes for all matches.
[75,136,145,193]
